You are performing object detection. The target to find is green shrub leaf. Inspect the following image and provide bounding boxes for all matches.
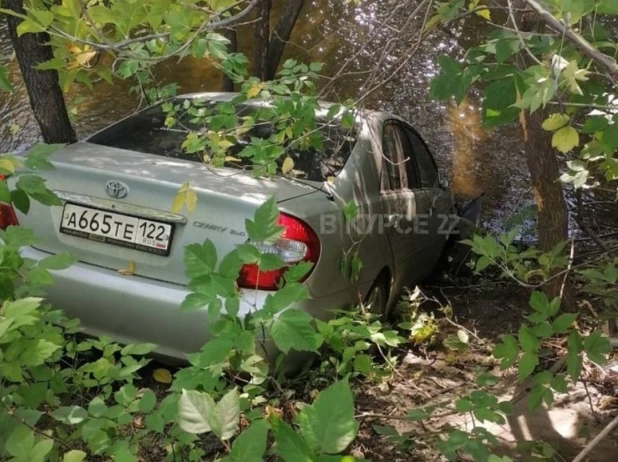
[298,378,359,454]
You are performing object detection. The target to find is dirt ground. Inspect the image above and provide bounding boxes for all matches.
[349,283,618,462]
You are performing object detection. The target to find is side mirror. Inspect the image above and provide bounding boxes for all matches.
[439,179,450,189]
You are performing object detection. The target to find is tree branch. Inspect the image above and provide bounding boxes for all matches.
[50,0,259,53]
[523,0,618,79]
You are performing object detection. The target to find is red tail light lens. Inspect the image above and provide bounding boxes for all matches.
[237,213,320,290]
[0,203,19,229]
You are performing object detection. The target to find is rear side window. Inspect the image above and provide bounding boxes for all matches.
[404,127,439,188]
[381,123,404,191]
[88,98,357,183]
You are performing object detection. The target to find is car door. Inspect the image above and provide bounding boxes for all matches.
[379,121,428,290]
[403,124,452,266]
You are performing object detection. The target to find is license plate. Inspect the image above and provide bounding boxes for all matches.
[60,204,174,256]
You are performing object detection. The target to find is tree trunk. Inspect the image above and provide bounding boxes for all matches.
[222,28,238,92]
[514,3,576,310]
[4,0,76,144]
[253,0,271,80]
[266,0,305,80]
[525,112,576,309]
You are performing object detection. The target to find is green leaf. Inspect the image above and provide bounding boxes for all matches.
[567,331,583,381]
[63,450,87,462]
[184,240,217,278]
[211,388,240,441]
[542,113,570,131]
[138,389,157,413]
[245,196,284,244]
[582,116,608,134]
[145,413,165,433]
[88,396,107,418]
[181,292,211,311]
[553,313,577,333]
[298,378,359,454]
[271,309,320,353]
[24,143,63,170]
[0,64,12,91]
[38,252,76,270]
[551,374,568,393]
[120,343,157,356]
[270,413,316,462]
[20,339,61,366]
[343,201,358,223]
[552,126,579,153]
[583,331,610,364]
[528,384,547,412]
[264,284,308,315]
[518,325,540,352]
[602,126,618,153]
[11,188,30,214]
[493,334,519,369]
[455,398,474,412]
[529,291,549,315]
[228,419,268,462]
[177,389,215,434]
[3,297,42,318]
[5,425,34,458]
[518,351,538,380]
[353,354,372,374]
[50,405,88,424]
[0,181,10,202]
[17,17,46,35]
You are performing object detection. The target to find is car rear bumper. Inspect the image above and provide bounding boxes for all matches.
[22,247,355,362]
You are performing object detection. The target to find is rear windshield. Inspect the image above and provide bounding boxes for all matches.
[88,98,357,182]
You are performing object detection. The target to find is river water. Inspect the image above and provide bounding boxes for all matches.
[0,0,530,229]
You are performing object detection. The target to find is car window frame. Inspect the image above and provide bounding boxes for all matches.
[400,122,441,190]
[379,120,408,194]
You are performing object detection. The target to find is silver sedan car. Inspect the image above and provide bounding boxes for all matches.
[16,92,454,360]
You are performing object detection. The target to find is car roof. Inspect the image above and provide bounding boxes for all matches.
[177,91,384,121]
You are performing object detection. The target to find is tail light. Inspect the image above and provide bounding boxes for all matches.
[237,213,320,290]
[0,174,18,229]
[0,204,18,229]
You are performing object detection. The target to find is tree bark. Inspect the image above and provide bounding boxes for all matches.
[4,0,76,144]
[514,3,576,310]
[266,0,305,80]
[253,0,272,80]
[222,28,238,92]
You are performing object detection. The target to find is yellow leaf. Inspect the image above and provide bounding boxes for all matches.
[10,124,20,134]
[327,176,336,184]
[247,83,262,99]
[552,126,579,153]
[75,50,97,67]
[171,190,185,214]
[225,156,241,163]
[542,113,570,131]
[172,182,194,214]
[282,157,294,174]
[185,187,197,213]
[118,260,136,276]
[153,368,172,384]
[0,158,16,174]
[475,8,491,20]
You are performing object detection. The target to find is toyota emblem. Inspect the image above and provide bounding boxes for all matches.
[105,181,129,199]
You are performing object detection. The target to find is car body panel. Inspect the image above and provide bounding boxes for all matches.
[14,92,453,360]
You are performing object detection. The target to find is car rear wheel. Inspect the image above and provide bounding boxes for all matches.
[364,278,389,316]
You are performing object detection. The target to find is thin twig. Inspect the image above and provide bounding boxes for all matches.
[523,0,618,81]
[572,414,618,462]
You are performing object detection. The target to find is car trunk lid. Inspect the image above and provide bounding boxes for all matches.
[15,142,318,285]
